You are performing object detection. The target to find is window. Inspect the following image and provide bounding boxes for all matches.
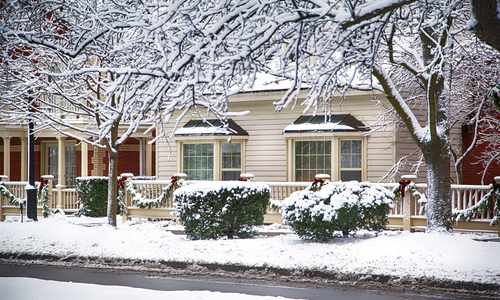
[222,142,242,180]
[65,146,77,187]
[47,146,58,185]
[42,141,77,187]
[183,143,214,180]
[294,140,331,182]
[289,138,365,182]
[181,141,244,181]
[340,140,362,181]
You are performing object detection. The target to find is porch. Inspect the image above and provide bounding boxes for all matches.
[0,175,499,236]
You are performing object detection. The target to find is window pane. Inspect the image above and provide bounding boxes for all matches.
[352,154,362,168]
[222,142,231,155]
[294,140,331,182]
[183,143,214,180]
[352,140,362,153]
[222,171,240,181]
[232,143,241,154]
[222,156,231,168]
[341,170,362,181]
[341,154,350,168]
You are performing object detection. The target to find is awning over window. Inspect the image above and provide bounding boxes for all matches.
[174,119,249,136]
[283,114,369,133]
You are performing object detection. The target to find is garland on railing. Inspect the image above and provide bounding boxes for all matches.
[118,176,185,209]
[37,178,51,218]
[0,182,25,205]
[452,182,500,226]
[116,177,128,215]
[392,181,428,215]
[0,180,52,218]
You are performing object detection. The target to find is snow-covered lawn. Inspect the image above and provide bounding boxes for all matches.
[1,215,499,285]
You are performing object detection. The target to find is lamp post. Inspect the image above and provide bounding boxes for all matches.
[26,96,37,221]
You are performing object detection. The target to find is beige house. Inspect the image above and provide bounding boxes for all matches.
[156,88,401,183]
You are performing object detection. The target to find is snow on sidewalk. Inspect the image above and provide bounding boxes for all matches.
[0,215,499,284]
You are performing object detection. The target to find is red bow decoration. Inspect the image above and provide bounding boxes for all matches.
[398,180,411,197]
[38,178,48,192]
[238,177,247,181]
[171,176,179,185]
[312,178,325,187]
[117,177,126,194]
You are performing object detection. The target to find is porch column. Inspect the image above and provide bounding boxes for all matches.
[401,175,417,232]
[20,137,27,181]
[56,136,66,210]
[81,142,88,177]
[2,136,11,179]
[496,176,500,237]
[145,137,152,176]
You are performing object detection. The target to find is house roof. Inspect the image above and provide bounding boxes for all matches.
[174,119,249,136]
[283,114,369,133]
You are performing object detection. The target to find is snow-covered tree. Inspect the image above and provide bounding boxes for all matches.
[133,0,496,233]
[0,0,192,226]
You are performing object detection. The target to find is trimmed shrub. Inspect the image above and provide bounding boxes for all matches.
[75,177,108,217]
[173,181,271,240]
[280,181,394,242]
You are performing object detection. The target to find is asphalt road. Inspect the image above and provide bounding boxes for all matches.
[0,261,493,300]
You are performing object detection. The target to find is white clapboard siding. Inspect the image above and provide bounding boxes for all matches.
[156,89,398,182]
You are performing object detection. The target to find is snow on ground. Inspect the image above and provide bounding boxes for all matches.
[1,277,298,300]
[1,215,499,285]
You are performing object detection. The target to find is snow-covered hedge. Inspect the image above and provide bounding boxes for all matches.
[279,181,395,241]
[75,177,108,217]
[173,181,271,240]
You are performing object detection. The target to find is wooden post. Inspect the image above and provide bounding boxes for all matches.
[496,176,500,237]
[239,173,254,181]
[315,174,331,181]
[3,137,11,180]
[402,175,417,232]
[121,173,134,223]
[0,175,6,222]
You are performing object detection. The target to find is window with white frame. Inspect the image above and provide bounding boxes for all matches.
[289,138,365,182]
[294,140,331,182]
[221,142,242,180]
[43,141,77,187]
[340,139,363,181]
[181,141,244,181]
[176,119,248,181]
[183,143,214,180]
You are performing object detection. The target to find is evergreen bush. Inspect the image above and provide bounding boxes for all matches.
[75,177,108,217]
[173,181,271,240]
[280,182,394,242]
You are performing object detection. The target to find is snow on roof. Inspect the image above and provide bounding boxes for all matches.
[284,114,369,133]
[174,119,249,136]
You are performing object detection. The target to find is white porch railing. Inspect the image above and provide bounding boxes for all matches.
[1,175,499,235]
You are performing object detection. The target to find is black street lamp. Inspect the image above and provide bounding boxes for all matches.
[26,96,37,221]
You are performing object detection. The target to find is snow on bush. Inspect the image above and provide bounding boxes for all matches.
[279,181,395,242]
[173,181,271,240]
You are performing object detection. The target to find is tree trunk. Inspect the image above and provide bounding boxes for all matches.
[106,151,118,227]
[470,0,500,53]
[423,146,453,233]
